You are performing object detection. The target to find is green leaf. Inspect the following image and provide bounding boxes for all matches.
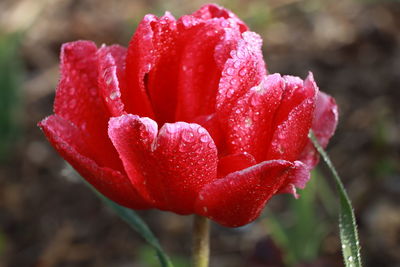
[83,180,174,267]
[309,131,362,267]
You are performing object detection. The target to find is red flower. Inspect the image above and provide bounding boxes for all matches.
[39,4,338,227]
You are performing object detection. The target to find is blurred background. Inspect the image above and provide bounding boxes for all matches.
[0,0,399,266]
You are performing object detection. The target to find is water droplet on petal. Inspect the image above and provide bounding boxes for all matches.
[110,91,120,100]
[239,67,247,76]
[200,135,209,142]
[227,89,235,97]
[226,67,234,75]
[182,130,195,142]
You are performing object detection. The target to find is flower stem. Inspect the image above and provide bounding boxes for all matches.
[192,215,210,267]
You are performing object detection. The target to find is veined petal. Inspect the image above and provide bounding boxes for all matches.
[38,115,150,209]
[108,115,218,214]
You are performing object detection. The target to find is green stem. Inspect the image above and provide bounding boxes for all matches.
[192,215,210,267]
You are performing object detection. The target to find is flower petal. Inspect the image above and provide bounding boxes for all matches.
[191,4,248,32]
[174,16,243,121]
[108,115,218,214]
[299,91,339,168]
[97,45,127,117]
[277,161,311,198]
[266,73,318,162]
[195,160,293,227]
[221,74,284,160]
[217,152,256,178]
[216,31,266,115]
[125,13,177,121]
[38,115,150,209]
[54,41,124,171]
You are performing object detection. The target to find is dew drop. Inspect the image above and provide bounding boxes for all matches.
[197,127,206,135]
[239,67,247,77]
[200,135,209,142]
[109,91,120,100]
[165,124,177,134]
[230,78,238,86]
[182,130,195,142]
[227,89,235,97]
[105,74,113,85]
[245,117,252,127]
[236,50,245,59]
[220,20,229,28]
[226,67,235,75]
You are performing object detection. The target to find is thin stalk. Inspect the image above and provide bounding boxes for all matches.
[192,215,210,267]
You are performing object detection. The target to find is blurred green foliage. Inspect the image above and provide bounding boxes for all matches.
[265,171,333,265]
[138,245,189,267]
[0,33,22,162]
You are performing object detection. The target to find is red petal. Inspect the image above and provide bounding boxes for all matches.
[38,115,150,209]
[108,115,218,214]
[299,91,339,168]
[174,14,245,121]
[277,161,310,198]
[217,152,256,178]
[216,31,267,147]
[266,73,318,162]
[125,13,177,121]
[221,74,284,160]
[195,160,293,227]
[192,4,248,32]
[54,41,124,171]
[97,45,127,117]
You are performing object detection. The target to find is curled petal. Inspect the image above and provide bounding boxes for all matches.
[125,13,177,119]
[277,161,311,198]
[97,45,127,117]
[191,4,248,32]
[54,41,124,171]
[196,160,294,227]
[108,115,218,214]
[299,91,339,168]
[38,115,150,209]
[266,73,318,162]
